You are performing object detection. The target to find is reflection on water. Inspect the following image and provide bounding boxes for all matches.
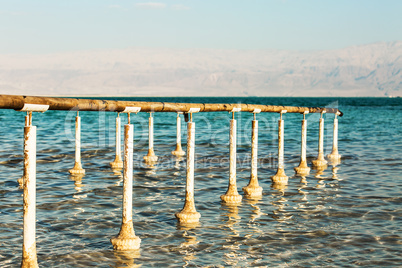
[1,97,402,267]
[113,250,141,268]
[179,231,198,267]
[70,174,85,193]
[245,197,264,223]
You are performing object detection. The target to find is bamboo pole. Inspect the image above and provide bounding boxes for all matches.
[0,94,343,115]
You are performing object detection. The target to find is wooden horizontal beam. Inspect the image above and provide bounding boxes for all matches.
[0,94,343,116]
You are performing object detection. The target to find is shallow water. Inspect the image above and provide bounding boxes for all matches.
[0,97,401,267]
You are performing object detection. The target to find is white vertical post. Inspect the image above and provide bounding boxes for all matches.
[172,113,185,156]
[312,112,328,167]
[111,122,141,250]
[144,113,158,163]
[69,112,85,174]
[221,112,242,204]
[175,120,200,224]
[243,111,263,197]
[295,112,311,176]
[327,112,341,163]
[271,111,288,184]
[21,113,39,268]
[110,114,123,169]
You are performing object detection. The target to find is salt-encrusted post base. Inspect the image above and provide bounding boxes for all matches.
[242,177,263,198]
[327,153,341,162]
[271,168,289,185]
[69,161,85,175]
[294,161,311,176]
[221,185,242,204]
[111,221,141,251]
[143,149,158,164]
[110,155,123,169]
[172,143,185,157]
[311,157,328,168]
[175,208,201,224]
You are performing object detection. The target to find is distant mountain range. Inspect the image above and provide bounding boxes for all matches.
[0,41,401,97]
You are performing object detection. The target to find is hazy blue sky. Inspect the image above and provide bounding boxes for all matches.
[0,0,401,54]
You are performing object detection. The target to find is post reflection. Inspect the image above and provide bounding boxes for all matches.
[313,165,327,179]
[220,203,243,266]
[221,203,241,235]
[112,169,124,186]
[145,163,157,176]
[113,250,141,268]
[244,197,265,237]
[271,184,293,222]
[332,166,340,180]
[298,177,309,203]
[111,167,123,176]
[245,197,264,223]
[174,157,184,170]
[69,174,85,193]
[178,230,198,267]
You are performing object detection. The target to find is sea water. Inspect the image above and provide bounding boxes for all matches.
[0,97,401,267]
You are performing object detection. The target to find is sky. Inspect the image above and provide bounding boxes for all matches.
[0,0,401,54]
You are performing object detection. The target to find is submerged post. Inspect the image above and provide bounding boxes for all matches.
[144,112,158,164]
[294,111,311,176]
[69,111,85,175]
[17,104,48,268]
[243,109,263,197]
[312,111,328,167]
[110,113,123,169]
[175,109,201,224]
[221,108,242,204]
[271,110,288,185]
[21,112,38,268]
[111,111,141,251]
[327,111,341,163]
[172,112,185,157]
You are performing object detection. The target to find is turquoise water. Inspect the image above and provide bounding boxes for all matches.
[0,97,401,267]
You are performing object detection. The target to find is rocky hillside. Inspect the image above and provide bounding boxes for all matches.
[0,41,400,97]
